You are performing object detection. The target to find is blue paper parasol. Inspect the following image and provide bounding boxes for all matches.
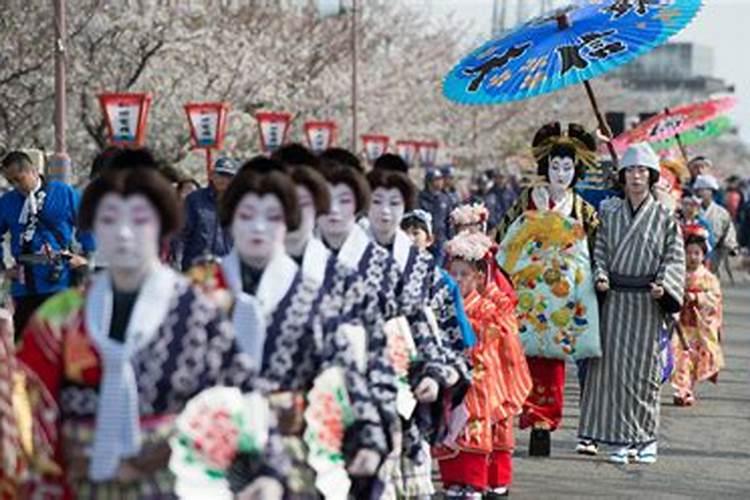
[443,0,703,163]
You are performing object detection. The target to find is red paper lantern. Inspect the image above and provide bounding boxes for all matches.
[395,140,419,165]
[255,111,292,153]
[98,92,152,146]
[304,121,337,153]
[417,140,439,167]
[361,134,390,162]
[185,102,229,150]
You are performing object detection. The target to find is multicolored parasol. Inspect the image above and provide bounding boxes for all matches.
[611,96,736,154]
[651,115,734,152]
[443,0,703,164]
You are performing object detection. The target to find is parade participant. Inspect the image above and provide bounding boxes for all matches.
[402,209,477,352]
[191,165,387,497]
[0,151,94,338]
[178,156,237,271]
[493,123,600,457]
[694,174,739,275]
[671,229,724,407]
[437,231,530,499]
[365,167,462,498]
[678,193,715,255]
[6,166,280,498]
[578,142,685,464]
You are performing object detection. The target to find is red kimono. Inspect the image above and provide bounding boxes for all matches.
[437,288,531,490]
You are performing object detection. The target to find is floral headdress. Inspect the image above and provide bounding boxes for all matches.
[444,231,495,263]
[449,202,489,228]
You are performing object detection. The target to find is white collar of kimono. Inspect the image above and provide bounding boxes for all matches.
[18,177,43,224]
[336,223,372,270]
[221,248,299,320]
[301,236,331,287]
[366,226,412,273]
[84,262,179,481]
[531,184,573,216]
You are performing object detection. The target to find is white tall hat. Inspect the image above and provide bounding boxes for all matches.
[619,142,660,172]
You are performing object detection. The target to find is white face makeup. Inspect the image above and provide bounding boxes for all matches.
[93,193,161,272]
[548,156,576,189]
[318,183,357,243]
[285,185,316,256]
[368,187,405,245]
[231,193,287,265]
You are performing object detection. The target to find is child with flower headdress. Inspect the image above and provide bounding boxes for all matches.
[671,226,724,407]
[435,231,531,499]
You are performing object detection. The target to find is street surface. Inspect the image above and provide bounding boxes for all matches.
[510,280,750,499]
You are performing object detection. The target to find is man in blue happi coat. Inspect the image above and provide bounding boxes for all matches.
[0,151,94,338]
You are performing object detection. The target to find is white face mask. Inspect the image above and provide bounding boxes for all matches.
[548,156,576,190]
[94,193,161,273]
[318,183,357,244]
[368,187,405,245]
[285,185,316,256]
[231,193,287,265]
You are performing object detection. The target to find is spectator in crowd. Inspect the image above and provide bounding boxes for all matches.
[0,151,94,338]
[418,167,451,263]
[178,157,237,270]
[694,174,739,282]
[687,156,712,190]
[484,168,518,230]
[441,165,461,207]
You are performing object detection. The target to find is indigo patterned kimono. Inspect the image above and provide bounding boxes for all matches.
[193,249,387,457]
[11,265,260,499]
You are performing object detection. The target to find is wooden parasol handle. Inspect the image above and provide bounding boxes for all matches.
[584,80,619,169]
[664,107,689,162]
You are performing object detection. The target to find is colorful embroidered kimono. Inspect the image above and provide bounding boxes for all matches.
[436,289,531,491]
[495,185,600,431]
[671,265,724,401]
[11,265,258,499]
[579,195,685,446]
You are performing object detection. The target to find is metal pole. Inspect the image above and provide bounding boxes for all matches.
[50,0,71,183]
[350,0,358,152]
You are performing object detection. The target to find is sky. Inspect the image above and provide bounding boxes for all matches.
[407,0,750,143]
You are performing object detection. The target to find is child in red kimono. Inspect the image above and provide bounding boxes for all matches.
[436,231,531,499]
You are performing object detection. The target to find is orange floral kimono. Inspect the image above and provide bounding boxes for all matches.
[671,265,724,400]
[450,289,531,455]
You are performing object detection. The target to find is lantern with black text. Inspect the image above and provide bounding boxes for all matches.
[98,92,152,146]
[255,111,292,153]
[417,141,439,168]
[185,102,229,176]
[304,121,337,153]
[361,134,389,163]
[395,140,418,166]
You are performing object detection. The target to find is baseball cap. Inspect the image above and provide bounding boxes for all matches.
[213,157,239,176]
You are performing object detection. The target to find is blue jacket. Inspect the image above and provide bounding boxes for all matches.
[0,181,95,297]
[179,186,232,270]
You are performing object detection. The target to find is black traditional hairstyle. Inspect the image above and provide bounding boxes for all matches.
[220,170,300,231]
[271,143,320,169]
[79,167,182,239]
[238,156,287,175]
[320,147,363,173]
[532,122,597,187]
[373,153,409,174]
[289,165,331,215]
[617,168,660,188]
[88,146,122,180]
[318,159,370,213]
[684,233,709,256]
[108,147,159,170]
[366,168,417,211]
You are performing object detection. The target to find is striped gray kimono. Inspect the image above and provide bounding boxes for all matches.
[578,195,685,446]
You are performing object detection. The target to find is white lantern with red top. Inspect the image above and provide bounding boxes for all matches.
[98,92,152,146]
[395,140,418,166]
[185,102,229,176]
[417,140,439,168]
[361,134,389,163]
[255,111,292,153]
[304,121,337,153]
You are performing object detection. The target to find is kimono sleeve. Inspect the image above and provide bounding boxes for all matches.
[656,216,686,314]
[592,208,612,284]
